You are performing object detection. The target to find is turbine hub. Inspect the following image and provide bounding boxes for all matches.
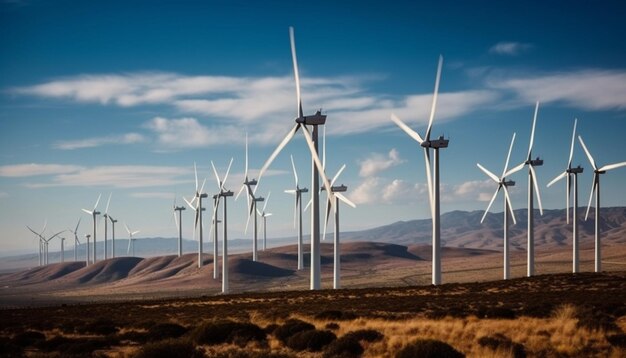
[567,166,584,174]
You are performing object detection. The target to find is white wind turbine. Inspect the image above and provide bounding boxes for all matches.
[390,55,448,285]
[547,119,583,272]
[257,27,336,290]
[173,197,186,257]
[82,194,101,264]
[258,192,273,251]
[69,218,81,262]
[108,214,118,258]
[184,162,208,268]
[236,134,264,262]
[210,159,234,293]
[59,236,66,263]
[42,230,64,265]
[505,102,544,277]
[102,193,112,260]
[578,135,626,272]
[285,154,308,270]
[322,164,356,289]
[125,223,140,257]
[477,133,519,280]
[26,220,46,266]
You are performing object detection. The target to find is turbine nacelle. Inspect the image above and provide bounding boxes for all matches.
[244,178,258,186]
[295,110,326,125]
[567,166,584,174]
[420,135,449,149]
[502,180,515,187]
[527,158,544,166]
[331,185,348,193]
[220,190,234,197]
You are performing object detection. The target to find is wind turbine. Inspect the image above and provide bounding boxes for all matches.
[547,119,583,272]
[173,197,186,257]
[210,159,234,294]
[256,27,336,290]
[258,192,273,251]
[43,230,64,265]
[184,162,208,268]
[102,193,112,260]
[285,155,308,270]
[108,215,118,258]
[236,134,264,262]
[578,135,626,272]
[26,220,46,266]
[125,223,140,257]
[506,102,544,277]
[69,218,81,262]
[59,236,66,263]
[82,194,101,264]
[84,234,90,265]
[390,55,448,285]
[322,164,356,289]
[477,133,519,280]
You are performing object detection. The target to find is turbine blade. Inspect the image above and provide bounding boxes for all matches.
[566,173,571,224]
[503,133,516,178]
[585,175,597,221]
[568,118,577,167]
[183,197,196,211]
[133,230,140,236]
[502,185,517,225]
[481,187,501,223]
[173,211,179,231]
[26,225,39,237]
[289,26,303,118]
[81,208,92,215]
[301,125,335,211]
[194,162,199,191]
[244,201,254,234]
[293,194,298,228]
[265,213,272,217]
[223,157,234,189]
[262,192,271,212]
[424,148,434,216]
[284,189,297,194]
[304,198,312,212]
[41,219,47,234]
[331,164,346,187]
[104,192,112,215]
[477,163,500,183]
[578,135,597,170]
[290,154,298,186]
[547,171,567,187]
[211,160,221,191]
[425,54,443,141]
[505,161,526,177]
[93,193,101,211]
[599,161,626,172]
[335,192,356,208]
[530,165,544,215]
[322,196,331,241]
[199,178,207,195]
[390,113,424,144]
[528,101,539,159]
[124,223,131,234]
[235,185,246,201]
[258,123,299,186]
[322,125,326,170]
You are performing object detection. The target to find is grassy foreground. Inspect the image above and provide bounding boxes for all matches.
[1,271,625,357]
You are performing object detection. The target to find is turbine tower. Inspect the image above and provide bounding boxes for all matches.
[257,27,335,290]
[390,55,448,285]
[210,159,234,294]
[506,102,544,276]
[173,198,186,257]
[477,133,519,280]
[322,164,356,289]
[578,135,626,272]
[60,236,65,263]
[125,223,140,257]
[258,192,272,251]
[210,194,221,279]
[84,234,90,265]
[184,162,208,268]
[236,134,264,262]
[69,218,81,262]
[26,220,46,266]
[108,215,118,258]
[285,154,308,270]
[547,119,582,272]
[82,194,101,264]
[102,193,112,260]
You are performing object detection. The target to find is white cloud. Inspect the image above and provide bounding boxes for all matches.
[488,69,626,110]
[358,148,404,177]
[0,163,81,177]
[349,177,381,205]
[489,42,533,56]
[443,179,494,203]
[144,116,236,148]
[54,133,145,150]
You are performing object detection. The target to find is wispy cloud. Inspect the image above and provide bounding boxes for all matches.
[489,41,533,56]
[0,163,81,177]
[488,69,626,110]
[358,149,404,177]
[54,133,145,150]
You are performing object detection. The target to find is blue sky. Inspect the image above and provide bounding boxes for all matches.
[2,0,626,253]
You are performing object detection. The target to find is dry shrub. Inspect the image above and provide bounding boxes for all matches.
[192,320,265,346]
[325,322,340,330]
[477,333,526,358]
[343,329,384,343]
[0,337,23,358]
[80,319,119,335]
[323,336,363,358]
[395,339,464,358]
[606,333,626,348]
[576,306,619,331]
[286,329,336,351]
[274,319,315,344]
[133,338,203,358]
[146,323,188,341]
[12,331,45,347]
[315,310,357,321]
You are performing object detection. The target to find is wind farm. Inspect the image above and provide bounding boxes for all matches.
[2,1,626,357]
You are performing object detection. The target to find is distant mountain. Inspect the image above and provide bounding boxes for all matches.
[3,207,625,272]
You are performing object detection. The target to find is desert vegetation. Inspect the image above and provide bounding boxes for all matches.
[1,271,625,357]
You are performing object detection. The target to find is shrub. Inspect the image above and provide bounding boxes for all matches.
[476,306,516,319]
[60,337,116,356]
[12,331,45,347]
[325,322,340,330]
[36,335,73,351]
[324,336,363,358]
[81,319,119,335]
[315,310,357,321]
[343,329,384,343]
[478,334,526,358]
[0,337,23,358]
[118,330,149,344]
[274,319,315,343]
[264,323,279,334]
[147,323,188,341]
[606,333,626,348]
[395,339,464,358]
[576,307,619,331]
[192,320,265,346]
[134,338,203,358]
[286,329,336,352]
